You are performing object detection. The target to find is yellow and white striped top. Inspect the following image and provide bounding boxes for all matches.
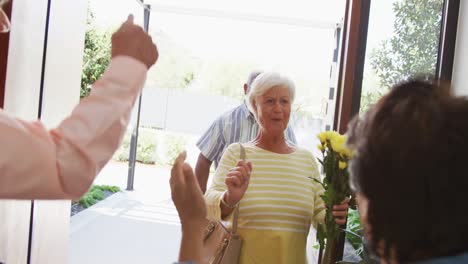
[205,143,325,264]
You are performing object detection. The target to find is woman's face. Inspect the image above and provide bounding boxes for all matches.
[254,85,291,136]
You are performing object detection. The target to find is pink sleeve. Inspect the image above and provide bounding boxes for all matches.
[0,56,147,199]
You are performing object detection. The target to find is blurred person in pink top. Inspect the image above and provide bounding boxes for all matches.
[0,1,158,199]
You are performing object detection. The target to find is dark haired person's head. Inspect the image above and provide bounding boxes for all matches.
[347,79,468,262]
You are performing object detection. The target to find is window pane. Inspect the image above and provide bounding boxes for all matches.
[71,1,347,263]
[360,0,444,113]
[145,0,346,160]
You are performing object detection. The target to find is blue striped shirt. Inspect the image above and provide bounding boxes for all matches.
[196,103,297,168]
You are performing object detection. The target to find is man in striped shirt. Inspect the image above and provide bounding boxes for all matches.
[195,71,297,193]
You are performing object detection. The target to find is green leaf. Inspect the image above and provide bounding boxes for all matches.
[369,0,443,91]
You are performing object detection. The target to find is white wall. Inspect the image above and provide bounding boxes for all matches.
[452,0,468,96]
[0,0,88,263]
[31,0,88,263]
[0,1,49,263]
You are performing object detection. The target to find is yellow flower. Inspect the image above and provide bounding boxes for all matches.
[340,147,354,159]
[317,144,325,152]
[339,161,347,169]
[330,134,346,153]
[325,131,340,141]
[318,130,341,145]
[317,132,327,144]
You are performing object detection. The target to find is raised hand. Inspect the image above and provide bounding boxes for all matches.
[170,151,206,225]
[224,160,252,206]
[170,151,206,263]
[111,14,158,69]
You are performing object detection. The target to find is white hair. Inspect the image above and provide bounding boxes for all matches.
[246,72,295,118]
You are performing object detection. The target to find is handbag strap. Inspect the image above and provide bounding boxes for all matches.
[232,143,246,234]
[232,206,239,234]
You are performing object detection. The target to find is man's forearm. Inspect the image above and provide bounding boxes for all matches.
[195,154,212,193]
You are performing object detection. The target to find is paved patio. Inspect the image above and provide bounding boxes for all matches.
[69,161,181,264]
[68,161,353,263]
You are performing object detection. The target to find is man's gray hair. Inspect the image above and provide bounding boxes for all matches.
[245,71,263,93]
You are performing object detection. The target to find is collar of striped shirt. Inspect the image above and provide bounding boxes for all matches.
[241,102,256,121]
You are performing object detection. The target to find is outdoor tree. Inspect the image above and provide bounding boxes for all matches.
[146,30,200,90]
[370,0,443,90]
[81,11,112,98]
[191,58,259,102]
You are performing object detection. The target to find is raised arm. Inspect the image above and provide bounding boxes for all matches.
[0,15,158,199]
[195,116,225,193]
[171,152,206,264]
[205,144,251,220]
[195,153,212,193]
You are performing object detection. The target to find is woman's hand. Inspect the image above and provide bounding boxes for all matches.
[170,151,206,264]
[332,197,350,225]
[170,151,206,226]
[224,160,252,206]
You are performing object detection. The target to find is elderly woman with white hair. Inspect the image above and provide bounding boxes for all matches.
[205,72,349,263]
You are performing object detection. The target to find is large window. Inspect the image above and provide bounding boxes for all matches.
[144,0,347,161]
[70,0,347,263]
[360,0,444,113]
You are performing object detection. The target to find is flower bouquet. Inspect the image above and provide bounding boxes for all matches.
[315,131,354,264]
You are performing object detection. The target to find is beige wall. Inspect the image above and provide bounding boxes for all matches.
[0,0,88,263]
[31,0,88,262]
[31,0,87,263]
[452,1,468,96]
[0,201,30,264]
[1,1,49,263]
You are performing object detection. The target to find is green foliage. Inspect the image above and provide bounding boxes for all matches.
[320,149,348,248]
[345,209,364,257]
[78,185,121,208]
[160,133,187,165]
[342,210,383,264]
[360,70,386,114]
[98,185,121,193]
[113,129,190,166]
[317,222,326,251]
[136,128,158,164]
[359,91,385,114]
[113,127,158,164]
[370,0,443,89]
[146,31,199,89]
[81,10,112,98]
[192,59,259,101]
[113,132,131,162]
